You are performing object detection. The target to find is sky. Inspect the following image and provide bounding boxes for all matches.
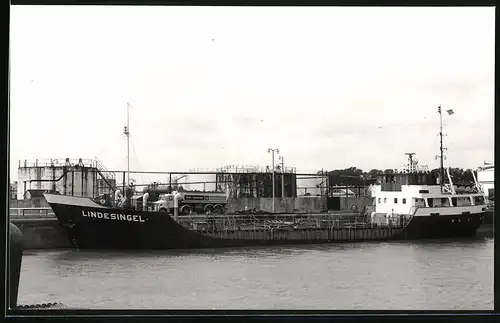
[9,6,495,184]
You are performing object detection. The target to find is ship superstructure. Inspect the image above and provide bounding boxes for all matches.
[370,154,486,234]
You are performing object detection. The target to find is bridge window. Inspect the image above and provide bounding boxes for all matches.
[384,198,387,203]
[451,197,457,207]
[473,196,485,205]
[457,197,472,206]
[414,198,425,207]
[428,198,450,207]
[394,198,398,203]
[378,198,381,203]
[441,198,450,207]
[402,198,406,204]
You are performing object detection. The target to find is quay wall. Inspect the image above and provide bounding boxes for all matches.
[10,219,71,249]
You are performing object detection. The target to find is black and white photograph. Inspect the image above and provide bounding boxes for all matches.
[7,5,494,311]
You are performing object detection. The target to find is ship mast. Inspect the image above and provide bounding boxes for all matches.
[124,103,131,188]
[437,105,445,193]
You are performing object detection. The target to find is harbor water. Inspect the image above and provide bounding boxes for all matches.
[18,238,493,310]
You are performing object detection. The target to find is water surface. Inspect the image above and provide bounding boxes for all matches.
[18,238,493,310]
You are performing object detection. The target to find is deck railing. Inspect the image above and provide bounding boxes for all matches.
[175,211,407,233]
[19,158,97,168]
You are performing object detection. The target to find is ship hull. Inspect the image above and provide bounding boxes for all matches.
[483,207,494,225]
[397,214,484,239]
[48,201,401,249]
[45,195,486,250]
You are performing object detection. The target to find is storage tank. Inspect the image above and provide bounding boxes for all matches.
[16,158,116,200]
[215,164,297,198]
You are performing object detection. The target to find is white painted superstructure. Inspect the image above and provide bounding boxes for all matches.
[477,164,494,200]
[373,183,485,216]
[370,155,486,225]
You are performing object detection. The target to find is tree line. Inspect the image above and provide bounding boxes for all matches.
[321,167,477,185]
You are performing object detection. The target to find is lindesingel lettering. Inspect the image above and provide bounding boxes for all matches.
[81,211,146,223]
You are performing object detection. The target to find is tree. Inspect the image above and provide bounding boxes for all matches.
[321,166,475,186]
[431,167,475,185]
[367,169,384,178]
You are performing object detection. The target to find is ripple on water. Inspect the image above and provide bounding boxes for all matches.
[17,238,493,310]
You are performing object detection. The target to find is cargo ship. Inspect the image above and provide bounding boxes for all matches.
[43,155,487,250]
[44,105,488,250]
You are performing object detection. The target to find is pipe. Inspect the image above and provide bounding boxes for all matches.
[102,170,324,177]
[9,222,24,309]
[27,168,70,183]
[142,192,149,211]
[173,192,181,221]
[81,167,84,197]
[115,189,123,206]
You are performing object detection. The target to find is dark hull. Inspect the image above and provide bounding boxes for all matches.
[483,208,494,225]
[47,199,486,250]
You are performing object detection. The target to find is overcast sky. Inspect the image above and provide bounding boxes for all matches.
[9,6,495,182]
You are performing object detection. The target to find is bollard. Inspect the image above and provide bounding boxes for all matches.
[9,222,24,309]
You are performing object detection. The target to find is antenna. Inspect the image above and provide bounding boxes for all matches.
[437,105,445,193]
[124,103,131,187]
[405,152,415,172]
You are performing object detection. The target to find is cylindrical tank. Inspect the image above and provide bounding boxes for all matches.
[143,184,171,202]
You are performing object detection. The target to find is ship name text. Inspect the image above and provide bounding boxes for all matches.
[81,211,146,223]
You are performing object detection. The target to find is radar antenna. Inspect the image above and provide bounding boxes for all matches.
[405,153,416,172]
